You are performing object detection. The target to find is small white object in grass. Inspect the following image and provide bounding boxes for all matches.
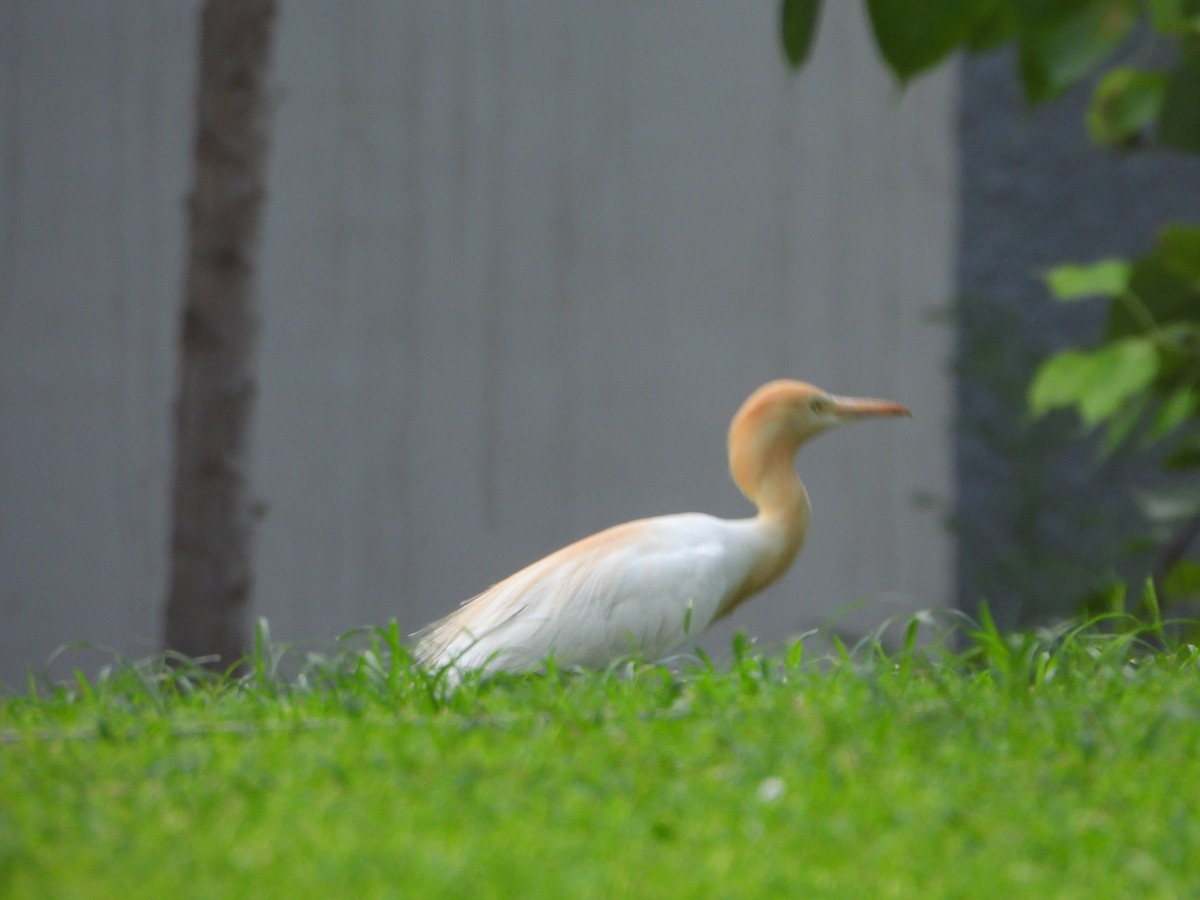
[756,776,786,803]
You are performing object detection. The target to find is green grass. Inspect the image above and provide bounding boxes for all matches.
[3,613,1200,898]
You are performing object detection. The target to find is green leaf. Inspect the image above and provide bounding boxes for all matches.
[1140,576,1165,638]
[1158,224,1200,280]
[1160,61,1200,152]
[966,2,1021,51]
[1045,259,1131,299]
[1163,559,1200,600]
[1150,0,1200,35]
[780,0,823,68]
[1164,436,1200,469]
[1080,339,1161,425]
[1030,338,1160,426]
[784,638,804,670]
[1151,387,1198,439]
[1133,250,1200,323]
[864,0,983,81]
[1186,34,1200,66]
[1087,68,1169,146]
[1030,350,1097,417]
[1107,250,1200,338]
[1018,0,1139,102]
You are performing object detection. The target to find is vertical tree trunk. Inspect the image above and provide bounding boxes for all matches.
[165,0,278,665]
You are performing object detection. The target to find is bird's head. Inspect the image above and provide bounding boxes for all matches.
[728,380,910,504]
[731,380,910,448]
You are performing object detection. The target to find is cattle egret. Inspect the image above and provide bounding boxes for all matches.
[414,380,909,675]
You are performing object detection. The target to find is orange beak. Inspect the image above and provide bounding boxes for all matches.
[830,395,911,420]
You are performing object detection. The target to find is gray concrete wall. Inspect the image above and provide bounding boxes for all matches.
[1,1,957,684]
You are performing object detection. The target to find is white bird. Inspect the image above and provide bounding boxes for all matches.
[414,380,909,675]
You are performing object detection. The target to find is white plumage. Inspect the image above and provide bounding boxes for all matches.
[416,514,771,672]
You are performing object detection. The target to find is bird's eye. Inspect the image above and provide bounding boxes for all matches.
[809,398,828,414]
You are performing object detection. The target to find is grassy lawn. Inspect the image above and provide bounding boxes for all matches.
[3,615,1200,898]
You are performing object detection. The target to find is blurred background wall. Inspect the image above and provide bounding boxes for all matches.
[0,1,956,684]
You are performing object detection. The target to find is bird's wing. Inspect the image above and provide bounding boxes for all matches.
[413,514,758,673]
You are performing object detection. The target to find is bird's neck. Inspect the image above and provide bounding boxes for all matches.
[718,438,812,618]
[730,429,811,521]
[749,445,810,521]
